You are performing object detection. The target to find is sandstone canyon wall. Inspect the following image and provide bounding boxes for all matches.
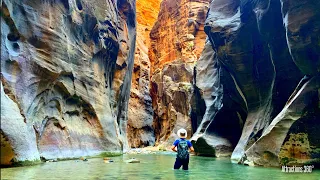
[127,0,161,148]
[1,0,136,165]
[1,0,319,169]
[149,0,210,147]
[191,0,320,166]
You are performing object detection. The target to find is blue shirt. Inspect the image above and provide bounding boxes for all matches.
[173,138,192,147]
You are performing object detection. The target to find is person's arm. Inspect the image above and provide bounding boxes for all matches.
[189,146,194,152]
[187,141,194,152]
[171,140,178,152]
[171,145,177,152]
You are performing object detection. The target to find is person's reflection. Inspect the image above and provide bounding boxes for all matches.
[173,169,190,180]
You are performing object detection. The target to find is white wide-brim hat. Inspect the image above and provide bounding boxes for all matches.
[177,128,187,138]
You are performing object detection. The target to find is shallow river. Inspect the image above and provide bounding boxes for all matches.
[1,154,319,180]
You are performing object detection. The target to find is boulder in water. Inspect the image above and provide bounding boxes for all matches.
[125,158,140,163]
[243,160,255,167]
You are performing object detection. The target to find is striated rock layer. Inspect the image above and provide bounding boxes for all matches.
[149,0,210,147]
[1,0,136,165]
[192,0,320,166]
[127,0,161,148]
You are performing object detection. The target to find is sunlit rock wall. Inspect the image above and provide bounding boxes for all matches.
[192,0,320,166]
[126,0,161,148]
[1,0,136,165]
[149,0,210,147]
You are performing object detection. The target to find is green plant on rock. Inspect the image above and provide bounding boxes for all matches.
[158,145,167,151]
[11,159,42,167]
[180,83,191,92]
[280,157,289,165]
[98,151,123,157]
[186,41,194,51]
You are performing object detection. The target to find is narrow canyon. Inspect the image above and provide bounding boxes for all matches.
[1,0,319,168]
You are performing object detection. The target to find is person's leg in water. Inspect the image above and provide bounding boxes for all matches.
[174,158,183,169]
[182,157,189,170]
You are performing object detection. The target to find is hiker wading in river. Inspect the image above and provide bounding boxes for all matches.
[171,128,194,170]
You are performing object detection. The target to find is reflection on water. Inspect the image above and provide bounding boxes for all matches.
[1,154,320,180]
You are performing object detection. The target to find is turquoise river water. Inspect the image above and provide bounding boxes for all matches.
[1,154,319,180]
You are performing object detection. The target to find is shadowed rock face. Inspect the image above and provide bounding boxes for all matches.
[245,76,320,166]
[149,0,211,147]
[1,0,136,165]
[192,0,320,166]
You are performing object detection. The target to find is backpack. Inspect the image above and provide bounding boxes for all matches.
[177,139,189,160]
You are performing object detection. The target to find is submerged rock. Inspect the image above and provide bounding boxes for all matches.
[46,159,57,163]
[243,160,255,167]
[125,158,140,163]
[103,157,114,163]
[104,160,110,163]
